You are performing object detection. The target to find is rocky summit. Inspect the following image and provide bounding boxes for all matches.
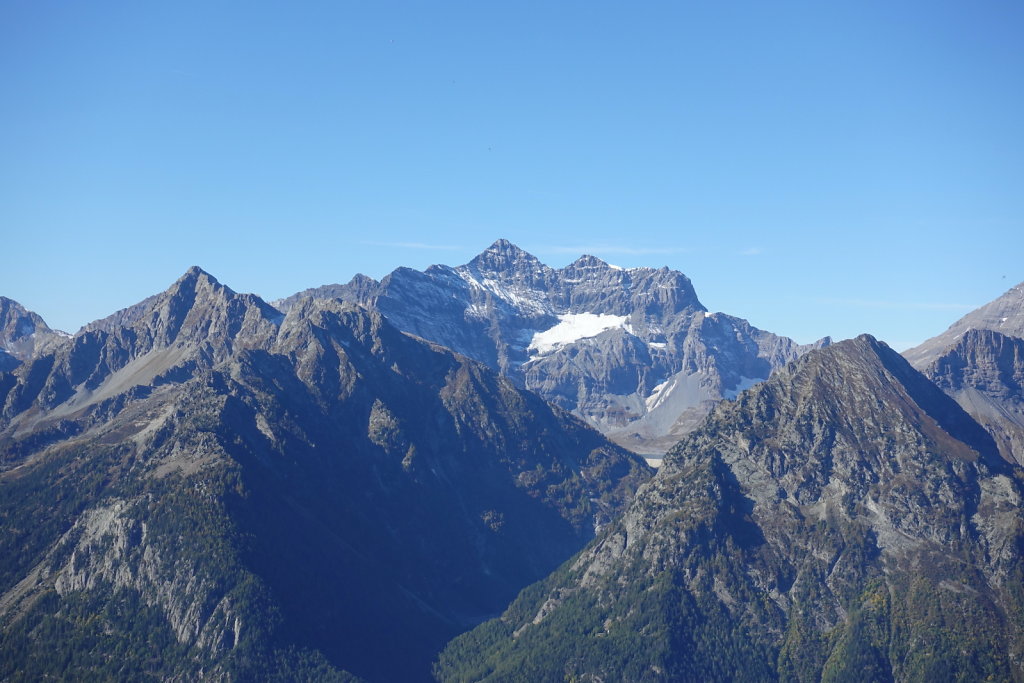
[920,329,1024,467]
[0,296,65,367]
[438,335,1024,682]
[909,281,1024,467]
[903,280,1024,369]
[276,239,829,456]
[0,268,649,681]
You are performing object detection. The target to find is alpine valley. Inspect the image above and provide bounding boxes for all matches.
[1,244,1023,682]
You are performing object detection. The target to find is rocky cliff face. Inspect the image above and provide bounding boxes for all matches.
[0,296,65,365]
[437,335,1024,682]
[277,240,828,455]
[0,269,649,681]
[921,328,1024,466]
[907,282,1024,468]
[903,280,1024,369]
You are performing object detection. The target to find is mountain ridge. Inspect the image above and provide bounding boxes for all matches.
[920,327,1024,466]
[904,280,1024,369]
[0,267,649,681]
[0,296,66,366]
[437,334,1024,681]
[274,240,829,456]
[0,266,282,428]
[906,281,1024,467]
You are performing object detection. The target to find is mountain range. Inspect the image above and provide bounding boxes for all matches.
[277,239,830,457]
[1,247,1023,681]
[0,267,648,680]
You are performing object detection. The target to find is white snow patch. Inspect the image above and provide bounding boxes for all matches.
[645,378,674,411]
[608,263,623,271]
[528,313,627,356]
[648,341,667,350]
[466,303,488,318]
[1002,317,1008,323]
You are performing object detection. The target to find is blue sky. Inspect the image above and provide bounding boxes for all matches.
[2,1,1022,349]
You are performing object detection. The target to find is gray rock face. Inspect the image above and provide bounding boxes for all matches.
[276,240,828,455]
[0,296,65,364]
[922,328,1024,466]
[906,282,1024,468]
[0,351,16,374]
[79,293,161,335]
[0,268,649,681]
[438,335,1024,681]
[0,266,283,424]
[903,280,1024,369]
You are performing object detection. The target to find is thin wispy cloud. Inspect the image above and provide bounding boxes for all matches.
[740,247,763,256]
[362,241,464,251]
[815,298,975,311]
[537,244,691,256]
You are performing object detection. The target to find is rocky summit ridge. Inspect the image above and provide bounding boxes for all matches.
[0,296,66,368]
[438,334,1024,681]
[903,279,1024,369]
[922,329,1024,466]
[0,267,283,428]
[908,281,1024,468]
[276,239,830,455]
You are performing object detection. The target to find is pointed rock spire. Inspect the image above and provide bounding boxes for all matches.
[566,254,612,269]
[144,266,281,348]
[0,296,59,361]
[466,239,542,274]
[0,296,51,345]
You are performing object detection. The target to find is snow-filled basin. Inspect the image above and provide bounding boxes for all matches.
[528,313,628,356]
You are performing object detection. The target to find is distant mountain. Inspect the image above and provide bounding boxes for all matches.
[437,335,1024,681]
[0,296,65,365]
[908,282,1024,467]
[277,239,829,455]
[918,328,1024,467]
[903,280,1024,369]
[0,268,649,681]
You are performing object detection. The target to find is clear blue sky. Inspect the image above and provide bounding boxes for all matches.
[2,1,1022,350]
